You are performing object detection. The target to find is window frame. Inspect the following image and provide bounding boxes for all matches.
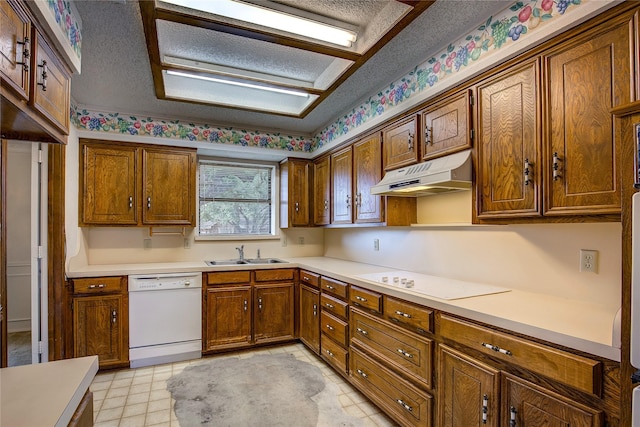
[195,157,280,241]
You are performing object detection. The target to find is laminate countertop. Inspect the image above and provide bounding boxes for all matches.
[66,256,621,361]
[0,356,98,426]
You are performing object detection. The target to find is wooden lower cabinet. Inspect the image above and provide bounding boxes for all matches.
[299,283,320,354]
[204,285,252,351]
[254,282,294,344]
[351,347,433,427]
[438,345,500,427]
[73,295,127,368]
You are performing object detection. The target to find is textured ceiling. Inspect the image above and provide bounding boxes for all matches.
[71,0,508,136]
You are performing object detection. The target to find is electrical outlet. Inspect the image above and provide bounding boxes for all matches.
[298,236,305,245]
[282,236,287,247]
[374,239,379,251]
[580,249,598,273]
[143,239,152,250]
[184,238,191,249]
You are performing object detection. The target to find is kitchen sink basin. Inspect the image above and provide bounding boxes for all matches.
[205,258,288,266]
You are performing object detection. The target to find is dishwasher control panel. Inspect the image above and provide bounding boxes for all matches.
[128,273,202,291]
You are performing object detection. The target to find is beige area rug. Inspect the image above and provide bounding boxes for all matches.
[167,352,365,427]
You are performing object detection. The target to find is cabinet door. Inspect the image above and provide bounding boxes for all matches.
[299,284,320,354]
[204,286,252,351]
[142,148,195,225]
[30,30,70,135]
[331,146,353,224]
[354,134,384,223]
[477,60,541,218]
[289,159,311,226]
[0,1,30,100]
[382,115,419,171]
[254,283,294,344]
[502,374,602,427]
[438,345,499,427]
[73,295,127,367]
[544,20,630,215]
[313,156,330,225]
[422,90,472,161]
[81,143,138,225]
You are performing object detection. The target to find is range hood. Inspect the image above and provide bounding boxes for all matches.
[371,149,472,197]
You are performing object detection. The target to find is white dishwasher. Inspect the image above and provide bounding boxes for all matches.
[129,273,202,368]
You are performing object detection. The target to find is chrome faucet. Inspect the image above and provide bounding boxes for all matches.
[236,245,245,262]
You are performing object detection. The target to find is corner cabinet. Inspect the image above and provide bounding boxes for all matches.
[69,276,129,369]
[79,139,196,227]
[280,158,311,227]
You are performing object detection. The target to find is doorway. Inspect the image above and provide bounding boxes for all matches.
[6,141,48,366]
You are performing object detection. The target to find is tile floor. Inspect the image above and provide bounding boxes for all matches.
[91,343,398,427]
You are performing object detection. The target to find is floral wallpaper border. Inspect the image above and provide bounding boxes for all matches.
[71,106,315,153]
[316,0,585,149]
[72,0,587,153]
[48,0,82,61]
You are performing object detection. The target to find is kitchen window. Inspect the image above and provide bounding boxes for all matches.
[197,159,277,238]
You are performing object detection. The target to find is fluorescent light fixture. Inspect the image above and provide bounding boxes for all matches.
[160,0,358,47]
[166,70,310,97]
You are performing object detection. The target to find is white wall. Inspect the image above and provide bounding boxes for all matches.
[6,142,32,332]
[324,221,621,310]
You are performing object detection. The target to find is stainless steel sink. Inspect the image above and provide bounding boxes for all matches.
[205,260,248,266]
[205,258,287,266]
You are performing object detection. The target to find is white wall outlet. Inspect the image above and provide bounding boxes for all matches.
[282,235,287,247]
[580,249,598,273]
[374,238,379,251]
[298,236,305,245]
[143,238,152,250]
[184,238,191,249]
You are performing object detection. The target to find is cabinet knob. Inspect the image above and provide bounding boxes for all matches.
[16,36,30,72]
[37,60,48,91]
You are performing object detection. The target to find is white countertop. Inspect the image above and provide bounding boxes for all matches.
[66,256,621,361]
[0,356,99,427]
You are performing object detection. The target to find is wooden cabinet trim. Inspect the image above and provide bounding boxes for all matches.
[206,271,251,285]
[71,276,125,295]
[254,268,295,282]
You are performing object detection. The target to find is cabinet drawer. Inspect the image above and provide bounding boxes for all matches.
[321,293,349,319]
[350,286,382,314]
[72,277,124,294]
[321,311,349,347]
[321,334,348,375]
[206,271,251,285]
[321,276,349,300]
[351,309,432,389]
[384,296,433,336]
[351,347,432,427]
[300,270,320,288]
[254,268,295,282]
[440,314,601,395]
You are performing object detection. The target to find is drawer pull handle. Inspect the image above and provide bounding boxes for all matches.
[325,303,334,309]
[147,197,152,209]
[523,158,531,186]
[244,299,248,312]
[325,349,334,358]
[356,327,369,336]
[88,284,106,289]
[295,202,299,212]
[16,36,30,72]
[481,342,512,356]
[303,276,310,281]
[397,348,413,358]
[313,304,317,316]
[510,406,517,426]
[552,152,561,181]
[37,60,48,91]
[112,309,117,323]
[396,399,413,412]
[482,394,488,424]
[325,324,334,331]
[394,310,412,318]
[129,196,133,209]
[355,296,367,302]
[356,369,368,379]
[326,285,335,290]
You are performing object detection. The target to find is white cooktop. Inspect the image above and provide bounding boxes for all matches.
[354,271,511,300]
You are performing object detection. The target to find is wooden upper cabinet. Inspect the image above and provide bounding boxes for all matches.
[543,17,631,215]
[0,1,30,101]
[353,133,384,223]
[80,140,196,226]
[422,90,473,161]
[331,146,353,224]
[82,143,138,225]
[382,115,419,171]
[280,158,311,227]
[142,148,195,225]
[313,156,330,226]
[30,29,70,135]
[476,60,541,218]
